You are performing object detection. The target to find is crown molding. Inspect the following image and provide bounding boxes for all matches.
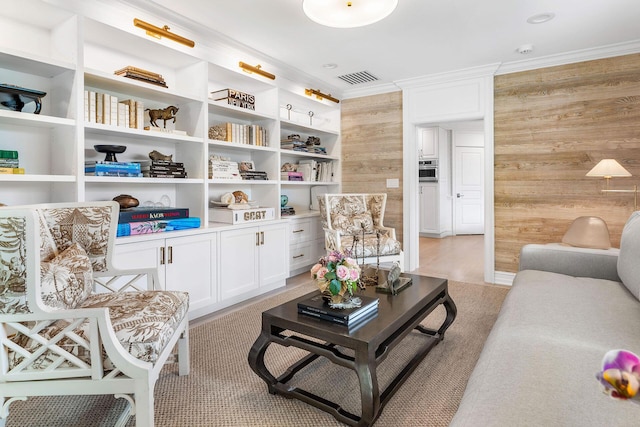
[341,82,401,100]
[394,63,501,89]
[496,39,640,75]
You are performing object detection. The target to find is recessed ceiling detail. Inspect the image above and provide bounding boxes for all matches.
[337,70,379,85]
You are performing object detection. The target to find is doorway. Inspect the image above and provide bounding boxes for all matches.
[414,120,486,280]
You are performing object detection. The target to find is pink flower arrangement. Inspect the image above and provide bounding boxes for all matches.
[310,250,361,303]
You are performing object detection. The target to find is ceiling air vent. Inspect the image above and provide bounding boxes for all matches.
[337,70,379,85]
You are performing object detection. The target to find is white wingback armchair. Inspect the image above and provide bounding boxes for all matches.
[318,193,404,271]
[0,201,189,426]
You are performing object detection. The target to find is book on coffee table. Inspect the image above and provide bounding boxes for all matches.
[297,294,379,326]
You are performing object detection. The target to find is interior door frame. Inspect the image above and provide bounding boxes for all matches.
[401,73,496,284]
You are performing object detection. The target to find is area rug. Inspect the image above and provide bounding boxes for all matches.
[6,280,508,427]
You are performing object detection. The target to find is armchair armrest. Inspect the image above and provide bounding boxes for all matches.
[518,244,620,282]
[375,226,397,240]
[94,267,160,292]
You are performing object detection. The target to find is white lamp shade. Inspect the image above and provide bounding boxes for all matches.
[586,159,632,178]
[303,0,398,28]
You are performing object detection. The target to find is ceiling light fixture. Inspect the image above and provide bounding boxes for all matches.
[133,18,195,48]
[238,62,276,80]
[302,0,398,28]
[305,88,340,104]
[527,13,555,24]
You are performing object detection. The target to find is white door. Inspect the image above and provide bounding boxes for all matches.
[454,147,484,234]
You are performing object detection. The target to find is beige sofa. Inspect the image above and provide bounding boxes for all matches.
[450,212,640,426]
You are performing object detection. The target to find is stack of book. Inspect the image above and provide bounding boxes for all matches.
[240,170,268,180]
[281,205,296,216]
[280,171,303,181]
[280,138,308,152]
[114,66,167,88]
[296,159,334,182]
[297,294,379,327]
[208,122,268,146]
[84,90,143,129]
[85,161,142,177]
[138,160,187,178]
[0,150,23,174]
[209,158,241,180]
[116,206,200,237]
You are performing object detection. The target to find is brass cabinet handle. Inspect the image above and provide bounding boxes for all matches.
[168,246,173,264]
[260,231,265,245]
[160,246,165,265]
[292,229,305,233]
[293,254,304,259]
[256,232,260,246]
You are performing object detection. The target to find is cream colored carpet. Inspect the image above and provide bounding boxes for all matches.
[6,280,508,427]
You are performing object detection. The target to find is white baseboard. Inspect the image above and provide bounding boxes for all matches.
[493,271,515,286]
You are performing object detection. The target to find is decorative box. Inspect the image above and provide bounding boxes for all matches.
[209,207,275,224]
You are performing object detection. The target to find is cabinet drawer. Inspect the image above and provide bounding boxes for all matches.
[289,219,313,244]
[290,241,314,270]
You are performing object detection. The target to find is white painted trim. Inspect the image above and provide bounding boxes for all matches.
[494,271,516,286]
[341,83,401,100]
[496,39,640,75]
[396,63,501,89]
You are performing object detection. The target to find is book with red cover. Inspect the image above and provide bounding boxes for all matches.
[118,207,189,223]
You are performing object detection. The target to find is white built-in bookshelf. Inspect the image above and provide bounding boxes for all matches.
[1,0,341,316]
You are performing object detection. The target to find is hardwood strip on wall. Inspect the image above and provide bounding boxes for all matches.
[494,52,640,273]
[341,91,404,244]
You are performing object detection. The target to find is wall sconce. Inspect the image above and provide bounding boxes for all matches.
[133,18,195,48]
[305,88,340,104]
[238,62,276,80]
[586,158,638,210]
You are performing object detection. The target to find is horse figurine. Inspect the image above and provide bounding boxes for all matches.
[146,105,179,128]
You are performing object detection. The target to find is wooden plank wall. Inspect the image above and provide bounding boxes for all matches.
[494,53,640,273]
[341,91,404,244]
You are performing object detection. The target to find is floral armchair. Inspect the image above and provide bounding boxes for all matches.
[318,193,404,271]
[0,201,189,427]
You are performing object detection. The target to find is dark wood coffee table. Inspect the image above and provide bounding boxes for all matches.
[248,273,457,426]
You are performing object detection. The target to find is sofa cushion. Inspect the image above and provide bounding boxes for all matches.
[40,242,93,310]
[617,211,640,300]
[7,290,189,371]
[333,212,374,235]
[450,269,640,426]
[340,232,401,257]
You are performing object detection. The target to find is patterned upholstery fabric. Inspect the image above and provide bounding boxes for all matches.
[0,215,30,314]
[7,290,189,370]
[39,205,113,273]
[319,194,402,257]
[340,233,402,257]
[38,210,58,262]
[40,242,93,310]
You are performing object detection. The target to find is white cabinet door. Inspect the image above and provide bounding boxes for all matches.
[259,222,289,286]
[114,233,218,315]
[165,233,217,316]
[219,227,260,300]
[420,184,438,233]
[113,239,166,289]
[418,127,438,158]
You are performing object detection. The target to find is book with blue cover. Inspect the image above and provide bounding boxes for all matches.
[116,217,200,237]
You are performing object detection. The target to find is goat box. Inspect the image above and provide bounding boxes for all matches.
[209,207,274,224]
